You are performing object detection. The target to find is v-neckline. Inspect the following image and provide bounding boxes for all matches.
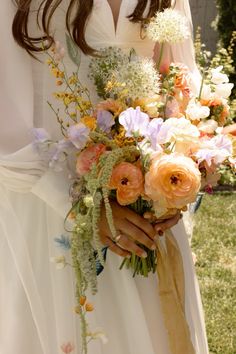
[105,0,124,36]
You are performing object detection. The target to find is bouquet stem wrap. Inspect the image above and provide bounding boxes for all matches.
[156,230,196,354]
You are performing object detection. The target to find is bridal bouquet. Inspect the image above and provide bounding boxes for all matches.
[34,8,235,353]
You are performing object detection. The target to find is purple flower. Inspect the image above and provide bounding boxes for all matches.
[97,110,114,132]
[48,139,75,171]
[67,123,90,150]
[119,107,150,137]
[32,128,51,143]
[146,118,164,149]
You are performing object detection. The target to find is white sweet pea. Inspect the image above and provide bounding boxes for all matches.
[196,134,233,166]
[211,66,229,85]
[186,100,210,121]
[200,84,214,101]
[197,120,218,134]
[215,83,234,99]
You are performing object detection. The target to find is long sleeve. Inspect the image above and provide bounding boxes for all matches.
[0,0,71,218]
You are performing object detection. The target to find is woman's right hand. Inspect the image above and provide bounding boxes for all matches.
[98,201,181,258]
[99,201,157,258]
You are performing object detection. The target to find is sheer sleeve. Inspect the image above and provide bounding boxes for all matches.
[153,0,202,94]
[0,0,34,155]
[0,0,71,218]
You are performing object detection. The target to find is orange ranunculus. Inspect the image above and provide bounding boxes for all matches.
[109,162,144,205]
[76,144,106,176]
[145,153,201,214]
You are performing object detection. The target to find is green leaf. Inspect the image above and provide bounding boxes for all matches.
[65,33,81,68]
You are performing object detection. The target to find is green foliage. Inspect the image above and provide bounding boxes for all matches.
[215,0,236,97]
[218,165,236,186]
[192,193,236,354]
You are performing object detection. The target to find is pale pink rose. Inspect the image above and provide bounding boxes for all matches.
[61,342,75,354]
[145,153,201,210]
[76,144,106,176]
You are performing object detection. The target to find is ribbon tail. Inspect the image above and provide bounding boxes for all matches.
[156,230,196,354]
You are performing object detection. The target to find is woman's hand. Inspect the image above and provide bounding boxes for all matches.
[99,202,182,258]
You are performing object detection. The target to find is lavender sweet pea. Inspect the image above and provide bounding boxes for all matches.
[97,110,114,132]
[67,123,90,150]
[119,107,150,137]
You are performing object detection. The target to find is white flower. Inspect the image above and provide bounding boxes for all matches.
[186,100,210,121]
[211,66,229,85]
[147,9,190,44]
[50,255,67,270]
[215,83,234,99]
[196,135,233,166]
[162,117,200,142]
[119,107,150,137]
[111,58,160,100]
[200,84,214,101]
[197,120,218,134]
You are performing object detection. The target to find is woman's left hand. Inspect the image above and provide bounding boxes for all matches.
[154,211,182,237]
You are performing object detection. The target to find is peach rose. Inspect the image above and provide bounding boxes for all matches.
[172,62,193,98]
[145,153,201,213]
[76,144,106,176]
[109,162,144,205]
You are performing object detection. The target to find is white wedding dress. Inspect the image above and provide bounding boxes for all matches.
[0,1,209,353]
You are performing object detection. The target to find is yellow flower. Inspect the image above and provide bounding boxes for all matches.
[81,116,97,130]
[51,68,64,79]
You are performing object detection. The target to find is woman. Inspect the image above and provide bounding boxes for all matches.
[0,1,208,353]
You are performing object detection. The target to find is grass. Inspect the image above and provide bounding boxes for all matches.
[192,193,236,354]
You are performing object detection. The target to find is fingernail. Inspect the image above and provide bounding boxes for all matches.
[141,252,148,258]
[151,244,156,250]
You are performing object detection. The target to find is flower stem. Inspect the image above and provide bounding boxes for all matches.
[198,71,205,100]
[156,43,165,71]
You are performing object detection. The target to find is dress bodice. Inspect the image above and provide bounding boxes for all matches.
[84,0,154,57]
[32,0,155,139]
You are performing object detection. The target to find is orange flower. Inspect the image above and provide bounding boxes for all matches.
[85,303,94,312]
[208,98,229,126]
[79,296,87,306]
[97,99,124,117]
[76,144,106,176]
[145,153,201,214]
[172,63,193,98]
[109,162,144,205]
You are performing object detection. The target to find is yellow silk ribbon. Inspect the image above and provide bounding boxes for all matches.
[156,230,196,354]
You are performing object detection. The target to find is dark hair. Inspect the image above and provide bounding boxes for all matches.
[12,0,172,55]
